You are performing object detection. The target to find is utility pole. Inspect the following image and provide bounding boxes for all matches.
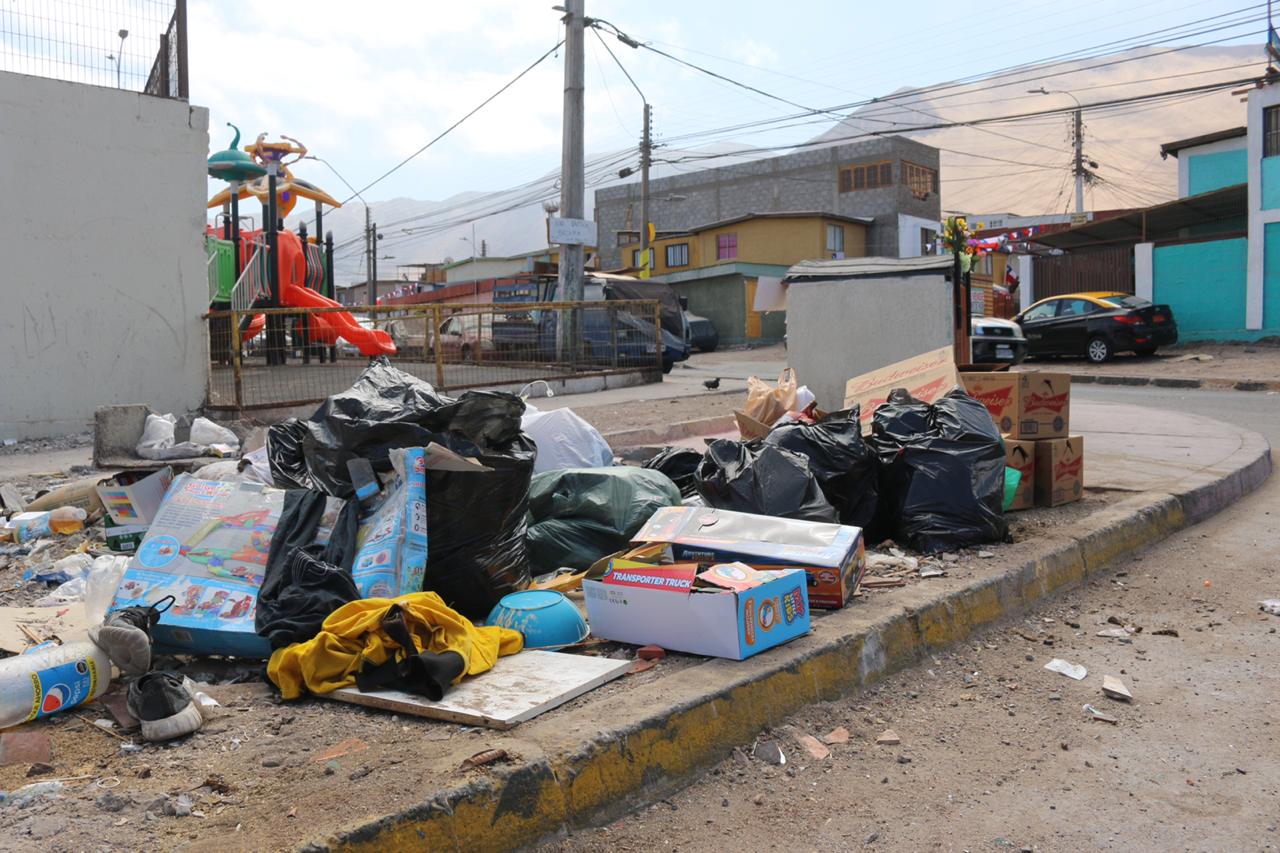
[639,102,652,277]
[556,0,586,359]
[1073,107,1085,215]
[364,206,374,306]
[371,222,379,305]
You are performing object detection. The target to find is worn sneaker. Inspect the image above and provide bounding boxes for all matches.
[89,596,174,678]
[127,672,205,742]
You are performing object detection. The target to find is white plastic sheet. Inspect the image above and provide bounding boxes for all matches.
[521,408,613,475]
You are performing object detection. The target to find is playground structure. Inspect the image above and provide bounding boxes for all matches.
[205,126,394,364]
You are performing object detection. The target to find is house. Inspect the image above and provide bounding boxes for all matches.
[1032,111,1264,339]
[443,246,597,285]
[635,212,872,346]
[594,136,942,269]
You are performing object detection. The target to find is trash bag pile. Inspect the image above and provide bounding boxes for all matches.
[869,388,1009,553]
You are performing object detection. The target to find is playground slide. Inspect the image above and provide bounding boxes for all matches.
[282,284,396,356]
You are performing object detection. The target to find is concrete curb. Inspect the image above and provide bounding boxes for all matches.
[1069,373,1280,393]
[310,431,1272,853]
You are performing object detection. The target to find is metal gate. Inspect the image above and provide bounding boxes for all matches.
[1032,246,1133,298]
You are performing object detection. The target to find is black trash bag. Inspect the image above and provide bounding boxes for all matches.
[266,418,314,490]
[267,359,536,619]
[869,387,1008,554]
[694,439,837,522]
[421,429,537,620]
[526,467,682,575]
[640,446,703,499]
[762,407,879,529]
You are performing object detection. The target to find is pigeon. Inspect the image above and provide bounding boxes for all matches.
[703,377,721,390]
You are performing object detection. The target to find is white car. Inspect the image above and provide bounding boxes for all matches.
[971,316,1028,364]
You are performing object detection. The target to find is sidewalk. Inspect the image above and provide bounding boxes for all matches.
[0,398,1267,852]
[1015,341,1280,392]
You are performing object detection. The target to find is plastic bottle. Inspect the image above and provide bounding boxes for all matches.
[48,506,88,535]
[0,641,112,728]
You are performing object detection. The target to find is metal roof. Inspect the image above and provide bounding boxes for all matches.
[1033,184,1246,250]
[1159,127,1247,158]
[784,254,952,281]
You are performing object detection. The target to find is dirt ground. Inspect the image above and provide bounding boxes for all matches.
[573,391,739,437]
[1017,339,1280,384]
[542,478,1280,853]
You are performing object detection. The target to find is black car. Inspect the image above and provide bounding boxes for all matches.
[684,311,719,353]
[1014,292,1178,363]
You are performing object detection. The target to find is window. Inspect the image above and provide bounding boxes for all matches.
[976,254,993,276]
[716,232,738,260]
[665,243,689,267]
[1022,301,1057,321]
[825,224,845,256]
[1096,294,1152,308]
[1057,298,1096,317]
[630,248,654,270]
[1266,106,1280,158]
[837,161,893,193]
[921,228,938,255]
[903,161,939,197]
[617,230,639,247]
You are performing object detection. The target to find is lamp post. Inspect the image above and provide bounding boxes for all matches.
[1029,87,1086,215]
[106,29,128,88]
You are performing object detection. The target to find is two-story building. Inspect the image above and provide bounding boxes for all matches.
[625,212,871,346]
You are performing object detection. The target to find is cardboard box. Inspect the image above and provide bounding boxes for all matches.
[1004,439,1035,512]
[352,448,428,599]
[631,506,865,609]
[734,410,773,441]
[24,477,106,517]
[103,516,148,553]
[960,371,1071,439]
[96,467,174,527]
[843,346,960,434]
[583,563,810,659]
[110,476,287,658]
[1034,435,1084,507]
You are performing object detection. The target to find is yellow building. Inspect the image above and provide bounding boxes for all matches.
[618,212,871,344]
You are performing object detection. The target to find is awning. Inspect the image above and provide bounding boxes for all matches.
[1034,184,1246,251]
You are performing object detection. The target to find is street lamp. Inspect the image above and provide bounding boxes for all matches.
[106,29,128,88]
[1029,87,1087,214]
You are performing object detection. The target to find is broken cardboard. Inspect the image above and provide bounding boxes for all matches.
[843,346,960,434]
[329,650,630,729]
[1004,439,1035,512]
[96,467,174,527]
[0,604,90,654]
[584,562,811,660]
[1034,435,1085,508]
[960,371,1071,439]
[631,505,865,609]
[25,478,106,517]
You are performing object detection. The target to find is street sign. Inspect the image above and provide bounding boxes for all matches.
[548,217,597,246]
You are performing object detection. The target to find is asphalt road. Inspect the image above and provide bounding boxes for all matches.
[546,385,1280,853]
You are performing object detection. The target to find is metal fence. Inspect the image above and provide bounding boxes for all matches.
[1,0,187,98]
[204,300,666,412]
[1032,246,1134,298]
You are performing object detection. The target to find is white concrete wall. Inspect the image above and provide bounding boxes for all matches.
[897,214,938,257]
[1246,84,1280,331]
[1134,243,1154,301]
[786,273,954,410]
[0,72,209,439]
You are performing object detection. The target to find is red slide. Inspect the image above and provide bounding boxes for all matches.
[236,229,395,357]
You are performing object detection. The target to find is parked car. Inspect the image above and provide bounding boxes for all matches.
[1014,292,1178,363]
[383,313,491,362]
[684,311,720,353]
[970,316,1027,365]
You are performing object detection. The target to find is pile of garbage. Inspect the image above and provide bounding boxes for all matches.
[0,350,1071,748]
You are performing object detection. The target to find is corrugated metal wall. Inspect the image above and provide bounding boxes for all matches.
[1033,246,1134,298]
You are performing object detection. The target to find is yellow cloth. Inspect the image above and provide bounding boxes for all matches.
[268,591,523,700]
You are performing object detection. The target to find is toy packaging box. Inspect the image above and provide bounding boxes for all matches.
[631,506,865,609]
[583,561,810,660]
[352,447,428,599]
[109,476,285,658]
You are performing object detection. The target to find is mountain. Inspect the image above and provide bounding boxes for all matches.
[306,46,1262,283]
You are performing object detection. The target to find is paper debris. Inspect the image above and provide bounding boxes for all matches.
[1044,659,1087,680]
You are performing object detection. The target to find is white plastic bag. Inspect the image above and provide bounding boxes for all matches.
[34,555,128,625]
[190,417,240,454]
[521,408,613,474]
[794,385,816,412]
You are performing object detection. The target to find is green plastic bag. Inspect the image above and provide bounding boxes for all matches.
[526,467,682,575]
[1002,466,1022,512]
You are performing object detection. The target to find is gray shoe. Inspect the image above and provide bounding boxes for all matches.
[89,595,174,678]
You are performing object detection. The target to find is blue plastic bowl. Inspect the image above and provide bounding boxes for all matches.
[486,590,589,650]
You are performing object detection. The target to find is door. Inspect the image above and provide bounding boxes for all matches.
[1017,299,1060,355]
[1045,298,1097,355]
[744,278,762,339]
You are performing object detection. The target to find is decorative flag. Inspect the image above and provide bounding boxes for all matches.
[1006,265,1021,289]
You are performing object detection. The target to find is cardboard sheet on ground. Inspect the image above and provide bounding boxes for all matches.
[0,605,89,654]
[328,650,630,729]
[843,346,960,434]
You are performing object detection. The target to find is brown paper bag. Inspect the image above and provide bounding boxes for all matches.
[742,368,798,434]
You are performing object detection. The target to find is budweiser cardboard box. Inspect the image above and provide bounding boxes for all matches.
[960,371,1071,439]
[1034,435,1084,507]
[1004,439,1035,512]
[844,346,960,435]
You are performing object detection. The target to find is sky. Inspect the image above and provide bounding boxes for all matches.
[183,0,1267,205]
